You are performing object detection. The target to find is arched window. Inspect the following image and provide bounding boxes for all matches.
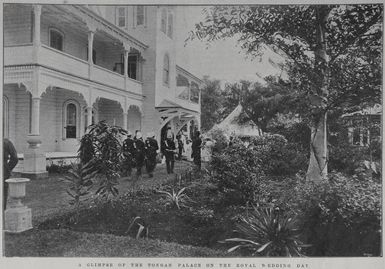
[49,28,64,51]
[167,13,173,38]
[63,100,79,139]
[163,54,170,85]
[3,96,9,138]
[161,9,167,33]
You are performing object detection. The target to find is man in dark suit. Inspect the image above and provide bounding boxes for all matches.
[3,138,18,210]
[122,131,135,178]
[145,132,159,178]
[161,131,176,174]
[192,131,202,170]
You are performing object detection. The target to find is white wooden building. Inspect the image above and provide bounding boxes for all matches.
[3,4,202,178]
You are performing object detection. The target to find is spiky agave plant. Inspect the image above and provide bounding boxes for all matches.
[225,206,310,257]
[157,187,191,210]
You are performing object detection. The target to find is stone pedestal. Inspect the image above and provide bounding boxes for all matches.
[22,135,48,179]
[4,178,33,233]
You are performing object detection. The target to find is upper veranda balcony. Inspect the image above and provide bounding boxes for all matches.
[4,4,147,96]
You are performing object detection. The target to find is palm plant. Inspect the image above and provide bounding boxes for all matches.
[78,121,127,202]
[224,206,310,257]
[63,162,97,222]
[157,187,191,210]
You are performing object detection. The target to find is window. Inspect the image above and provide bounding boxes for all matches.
[116,7,127,27]
[161,9,173,39]
[161,9,167,33]
[3,96,9,138]
[136,6,146,26]
[167,13,173,38]
[163,54,170,85]
[64,101,78,139]
[190,82,200,103]
[177,74,189,100]
[49,29,64,51]
[127,55,138,80]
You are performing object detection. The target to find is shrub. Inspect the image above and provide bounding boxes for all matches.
[290,173,381,256]
[207,128,229,153]
[209,138,264,205]
[249,134,307,176]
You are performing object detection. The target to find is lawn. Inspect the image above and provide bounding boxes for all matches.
[4,229,225,257]
[20,161,192,224]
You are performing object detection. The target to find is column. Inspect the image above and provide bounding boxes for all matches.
[33,5,42,62]
[123,112,128,130]
[186,121,191,140]
[123,45,130,89]
[87,30,95,79]
[30,97,41,135]
[24,94,47,179]
[86,106,93,129]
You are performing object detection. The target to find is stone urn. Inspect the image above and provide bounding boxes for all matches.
[4,178,33,233]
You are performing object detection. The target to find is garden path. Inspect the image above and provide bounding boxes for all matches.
[17,161,193,224]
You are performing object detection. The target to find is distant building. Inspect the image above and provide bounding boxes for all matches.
[342,104,382,147]
[3,4,202,178]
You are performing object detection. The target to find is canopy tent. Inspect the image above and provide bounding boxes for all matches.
[210,104,262,138]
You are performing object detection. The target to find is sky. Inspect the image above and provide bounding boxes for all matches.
[175,6,285,85]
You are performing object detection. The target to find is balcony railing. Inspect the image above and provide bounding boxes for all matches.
[4,44,34,65]
[40,45,89,78]
[4,44,143,96]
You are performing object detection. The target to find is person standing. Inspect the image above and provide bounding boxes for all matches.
[176,134,184,160]
[191,131,202,170]
[133,131,145,179]
[145,132,159,178]
[122,131,135,178]
[3,138,18,210]
[161,131,176,174]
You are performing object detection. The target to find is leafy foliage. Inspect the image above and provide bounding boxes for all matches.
[200,77,224,132]
[189,5,382,181]
[63,162,97,221]
[225,206,308,257]
[78,121,127,202]
[249,134,307,176]
[290,172,381,256]
[210,138,264,205]
[158,187,192,210]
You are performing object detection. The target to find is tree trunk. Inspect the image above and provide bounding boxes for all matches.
[306,112,328,182]
[306,6,329,182]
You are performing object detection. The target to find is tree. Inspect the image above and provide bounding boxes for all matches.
[189,5,382,182]
[224,78,291,132]
[200,76,224,131]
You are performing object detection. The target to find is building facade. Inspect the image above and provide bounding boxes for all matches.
[3,4,202,177]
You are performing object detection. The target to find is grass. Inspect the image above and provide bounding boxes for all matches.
[19,161,192,224]
[4,228,226,257]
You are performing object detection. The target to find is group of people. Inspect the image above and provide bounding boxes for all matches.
[121,129,203,179]
[122,130,159,179]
